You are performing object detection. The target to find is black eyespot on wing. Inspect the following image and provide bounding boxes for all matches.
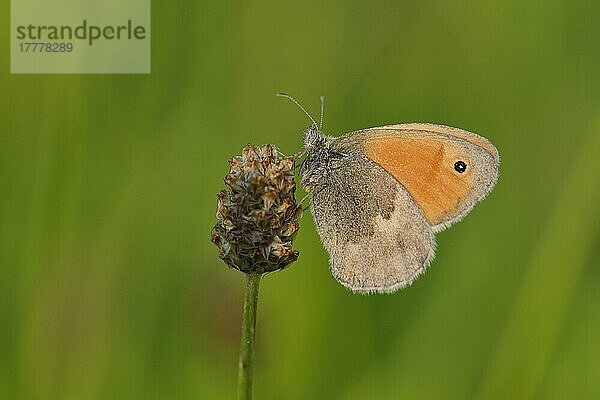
[454,160,467,173]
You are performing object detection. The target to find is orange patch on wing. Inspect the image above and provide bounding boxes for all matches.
[365,135,473,225]
[378,123,499,161]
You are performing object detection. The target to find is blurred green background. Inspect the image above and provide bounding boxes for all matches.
[1,1,600,399]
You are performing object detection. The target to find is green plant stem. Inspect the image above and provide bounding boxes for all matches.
[237,273,262,400]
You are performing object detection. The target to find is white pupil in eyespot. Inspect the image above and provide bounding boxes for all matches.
[454,161,467,173]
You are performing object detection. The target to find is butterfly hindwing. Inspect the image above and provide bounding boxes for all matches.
[309,146,435,293]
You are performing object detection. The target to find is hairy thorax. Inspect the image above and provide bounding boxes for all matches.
[300,142,344,191]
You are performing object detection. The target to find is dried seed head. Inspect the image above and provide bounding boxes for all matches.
[211,144,301,274]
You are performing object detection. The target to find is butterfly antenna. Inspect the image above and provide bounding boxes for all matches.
[276,92,318,128]
[319,96,325,130]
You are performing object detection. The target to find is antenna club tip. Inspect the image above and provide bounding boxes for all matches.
[276,92,289,97]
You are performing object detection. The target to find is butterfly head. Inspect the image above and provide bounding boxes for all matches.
[276,93,334,190]
[303,124,325,151]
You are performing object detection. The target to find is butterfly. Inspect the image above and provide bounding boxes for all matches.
[278,93,499,294]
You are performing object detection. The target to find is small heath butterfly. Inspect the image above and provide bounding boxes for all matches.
[278,94,499,294]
